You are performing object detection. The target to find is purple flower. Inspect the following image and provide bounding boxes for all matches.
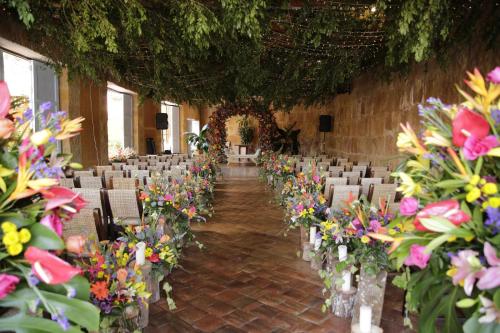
[477,242,500,290]
[486,67,500,84]
[478,296,500,324]
[485,207,500,234]
[66,287,76,299]
[450,249,482,296]
[51,310,70,331]
[40,101,53,112]
[492,109,500,125]
[369,220,381,232]
[400,197,419,216]
[463,135,499,160]
[404,244,431,269]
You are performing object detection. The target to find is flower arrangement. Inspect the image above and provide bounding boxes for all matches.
[109,145,137,163]
[381,68,500,332]
[259,152,296,190]
[0,81,100,331]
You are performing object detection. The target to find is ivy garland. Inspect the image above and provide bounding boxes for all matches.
[0,0,498,108]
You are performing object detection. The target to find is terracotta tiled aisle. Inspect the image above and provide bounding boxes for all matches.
[146,178,409,333]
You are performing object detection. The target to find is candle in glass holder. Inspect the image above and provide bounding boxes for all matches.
[338,245,348,262]
[309,226,316,244]
[314,235,322,251]
[359,305,372,333]
[136,242,146,266]
[341,271,351,292]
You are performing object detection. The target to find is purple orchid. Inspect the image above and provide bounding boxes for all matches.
[449,249,482,296]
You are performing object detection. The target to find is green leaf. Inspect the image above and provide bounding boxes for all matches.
[40,275,91,301]
[0,213,35,228]
[436,179,466,189]
[27,224,64,250]
[0,313,83,333]
[463,313,500,333]
[494,289,500,309]
[420,217,457,233]
[456,298,477,308]
[424,234,449,253]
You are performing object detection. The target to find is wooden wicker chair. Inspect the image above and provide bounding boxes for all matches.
[123,164,138,171]
[112,162,125,170]
[74,170,95,178]
[368,183,398,205]
[130,169,150,179]
[103,170,125,188]
[328,166,345,177]
[137,162,148,170]
[95,165,113,177]
[103,189,143,228]
[356,161,371,167]
[59,178,75,188]
[336,158,349,166]
[127,158,139,165]
[62,208,105,241]
[352,165,368,177]
[111,177,139,190]
[372,169,392,183]
[317,162,331,172]
[330,185,361,210]
[324,177,348,205]
[341,171,362,185]
[76,176,106,189]
[360,177,383,197]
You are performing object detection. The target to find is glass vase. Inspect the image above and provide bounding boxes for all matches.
[352,265,387,327]
[149,274,162,303]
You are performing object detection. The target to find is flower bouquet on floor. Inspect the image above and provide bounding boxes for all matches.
[108,145,137,163]
[0,81,100,332]
[76,242,150,332]
[382,68,500,333]
[117,223,178,306]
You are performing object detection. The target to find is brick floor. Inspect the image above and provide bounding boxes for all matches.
[145,178,412,333]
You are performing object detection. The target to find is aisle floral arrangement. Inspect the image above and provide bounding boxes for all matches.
[0,81,100,332]
[258,152,296,190]
[109,146,137,163]
[382,68,500,333]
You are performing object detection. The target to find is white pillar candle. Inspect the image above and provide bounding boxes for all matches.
[309,226,317,244]
[338,245,348,262]
[359,305,372,333]
[314,236,322,251]
[341,271,351,292]
[136,242,146,266]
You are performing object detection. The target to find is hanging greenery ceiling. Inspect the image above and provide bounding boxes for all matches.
[1,0,498,108]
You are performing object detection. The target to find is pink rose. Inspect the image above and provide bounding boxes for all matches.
[400,197,418,216]
[463,135,499,160]
[0,274,20,299]
[404,244,431,269]
[486,67,500,84]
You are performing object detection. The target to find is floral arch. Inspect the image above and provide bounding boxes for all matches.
[207,103,277,162]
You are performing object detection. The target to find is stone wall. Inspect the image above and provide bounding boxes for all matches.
[274,49,498,166]
[225,115,260,153]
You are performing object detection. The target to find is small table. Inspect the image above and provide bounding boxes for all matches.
[234,145,250,163]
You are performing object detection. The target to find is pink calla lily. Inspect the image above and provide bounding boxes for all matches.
[0,81,11,119]
[24,246,81,285]
[414,199,470,231]
[42,186,86,212]
[452,108,490,147]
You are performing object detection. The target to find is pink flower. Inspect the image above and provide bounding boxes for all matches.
[40,214,63,236]
[24,246,81,285]
[0,81,11,119]
[369,220,381,232]
[463,135,499,160]
[452,108,490,147]
[0,118,14,139]
[486,67,500,84]
[404,244,431,269]
[414,199,470,231]
[0,274,20,299]
[400,197,418,216]
[164,194,173,202]
[450,249,482,296]
[477,242,500,291]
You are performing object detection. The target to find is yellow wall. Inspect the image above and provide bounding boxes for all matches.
[179,102,201,154]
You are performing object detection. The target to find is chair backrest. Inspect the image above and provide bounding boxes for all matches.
[158,156,168,162]
[103,189,142,226]
[317,162,330,172]
[368,183,398,205]
[73,188,105,212]
[112,162,125,170]
[148,160,157,167]
[137,162,148,170]
[341,171,362,185]
[330,185,360,210]
[352,165,368,177]
[74,170,95,178]
[360,177,383,197]
[130,169,150,179]
[62,208,104,241]
[138,156,148,162]
[95,165,113,176]
[372,170,392,183]
[111,177,139,190]
[104,170,125,181]
[328,166,344,177]
[59,178,74,188]
[336,158,349,166]
[169,166,184,176]
[324,177,348,203]
[123,164,138,171]
[77,176,105,189]
[356,161,371,167]
[147,165,163,173]
[127,159,139,165]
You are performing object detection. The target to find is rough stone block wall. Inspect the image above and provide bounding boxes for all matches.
[274,48,497,166]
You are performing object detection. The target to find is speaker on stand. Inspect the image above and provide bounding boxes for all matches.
[155,113,169,154]
[319,115,332,154]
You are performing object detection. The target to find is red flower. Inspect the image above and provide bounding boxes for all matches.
[24,246,81,285]
[414,199,471,231]
[452,108,490,147]
[0,81,10,119]
[42,186,86,212]
[148,253,160,263]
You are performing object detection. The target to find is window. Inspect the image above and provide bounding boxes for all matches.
[107,88,133,152]
[187,118,200,154]
[161,101,180,153]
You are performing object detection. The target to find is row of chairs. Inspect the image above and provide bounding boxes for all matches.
[327,183,400,211]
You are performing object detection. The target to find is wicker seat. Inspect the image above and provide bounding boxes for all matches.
[95,165,113,176]
[324,177,348,204]
[368,183,398,205]
[112,162,125,170]
[77,176,105,188]
[330,185,360,210]
[62,208,105,241]
[328,166,344,177]
[370,166,389,176]
[352,165,368,177]
[360,177,383,197]
[103,189,143,228]
[341,171,362,185]
[103,171,125,186]
[59,178,75,188]
[111,177,139,190]
[74,170,95,178]
[73,188,105,212]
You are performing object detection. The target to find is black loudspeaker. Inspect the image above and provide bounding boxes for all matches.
[319,115,332,132]
[155,113,169,130]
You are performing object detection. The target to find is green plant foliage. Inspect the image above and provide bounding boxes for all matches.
[185,124,210,153]
[237,115,254,145]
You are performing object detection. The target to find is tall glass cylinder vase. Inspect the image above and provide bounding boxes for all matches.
[300,225,308,248]
[352,265,387,327]
[149,274,163,303]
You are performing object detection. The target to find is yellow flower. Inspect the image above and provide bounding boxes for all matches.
[423,130,451,147]
[0,166,14,192]
[487,197,500,208]
[27,178,58,191]
[3,231,19,246]
[446,267,457,278]
[396,172,421,197]
[447,235,457,242]
[1,222,17,233]
[482,183,498,195]
[361,235,370,244]
[18,228,31,243]
[469,175,480,186]
[388,229,397,236]
[7,243,22,256]
[466,187,481,203]
[97,271,104,278]
[145,248,153,257]
[30,129,53,146]
[128,242,136,249]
